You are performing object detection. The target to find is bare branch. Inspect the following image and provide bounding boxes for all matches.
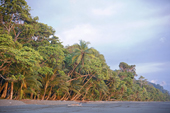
[67,74,90,82]
[0,74,11,81]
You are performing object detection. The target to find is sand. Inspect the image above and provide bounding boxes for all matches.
[0,99,26,106]
[0,100,170,113]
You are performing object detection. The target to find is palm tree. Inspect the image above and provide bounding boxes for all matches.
[68,40,94,76]
[46,70,70,100]
[40,66,53,100]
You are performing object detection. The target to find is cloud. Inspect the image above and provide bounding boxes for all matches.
[55,0,170,49]
[151,80,157,84]
[59,24,100,46]
[160,81,166,86]
[150,80,167,86]
[59,15,169,48]
[136,62,165,74]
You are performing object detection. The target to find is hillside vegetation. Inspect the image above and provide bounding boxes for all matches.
[0,0,170,101]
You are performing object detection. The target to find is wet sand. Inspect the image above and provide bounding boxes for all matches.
[0,100,170,113]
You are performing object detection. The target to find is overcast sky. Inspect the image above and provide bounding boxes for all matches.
[26,0,170,92]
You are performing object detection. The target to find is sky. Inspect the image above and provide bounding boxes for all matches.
[26,0,170,92]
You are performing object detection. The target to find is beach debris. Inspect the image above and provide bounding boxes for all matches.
[68,103,82,107]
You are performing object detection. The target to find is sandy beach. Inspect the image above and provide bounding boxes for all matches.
[0,100,170,113]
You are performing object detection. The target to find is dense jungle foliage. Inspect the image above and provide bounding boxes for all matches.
[0,0,170,101]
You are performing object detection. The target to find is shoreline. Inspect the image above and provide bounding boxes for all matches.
[0,99,169,106]
[1,100,170,113]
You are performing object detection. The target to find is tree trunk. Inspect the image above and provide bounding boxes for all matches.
[10,81,14,100]
[20,83,23,100]
[61,93,66,100]
[42,81,49,100]
[65,95,69,100]
[68,64,78,77]
[52,95,56,100]
[37,94,40,100]
[34,95,36,100]
[82,84,92,101]
[50,93,56,100]
[30,93,33,99]
[1,81,8,98]
[71,75,93,100]
[0,82,6,93]
[99,92,103,100]
[63,93,70,100]
[46,86,53,100]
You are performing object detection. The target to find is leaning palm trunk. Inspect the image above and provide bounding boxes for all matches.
[46,86,53,100]
[62,93,70,100]
[60,93,66,100]
[82,84,92,100]
[71,75,93,100]
[68,63,79,77]
[0,82,7,93]
[42,81,49,100]
[1,81,8,98]
[50,93,56,100]
[34,95,36,100]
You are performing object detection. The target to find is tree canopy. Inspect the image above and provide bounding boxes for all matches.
[0,0,169,101]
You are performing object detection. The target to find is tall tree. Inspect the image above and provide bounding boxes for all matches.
[0,0,34,42]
